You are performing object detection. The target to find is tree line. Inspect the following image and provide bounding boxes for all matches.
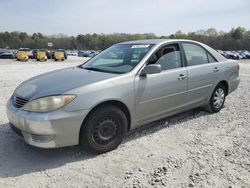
[0,27,249,50]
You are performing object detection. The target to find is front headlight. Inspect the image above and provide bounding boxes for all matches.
[22,95,76,112]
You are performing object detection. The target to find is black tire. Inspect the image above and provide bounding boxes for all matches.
[80,105,128,154]
[205,84,226,113]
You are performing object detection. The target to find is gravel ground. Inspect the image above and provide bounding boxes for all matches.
[0,58,249,188]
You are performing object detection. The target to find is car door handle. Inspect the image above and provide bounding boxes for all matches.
[177,74,186,80]
[213,67,220,72]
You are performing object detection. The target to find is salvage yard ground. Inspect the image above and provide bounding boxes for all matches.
[0,57,249,187]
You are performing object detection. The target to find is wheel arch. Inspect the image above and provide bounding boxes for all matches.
[217,80,229,96]
[79,100,131,143]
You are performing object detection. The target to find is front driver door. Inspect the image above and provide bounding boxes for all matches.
[135,43,188,123]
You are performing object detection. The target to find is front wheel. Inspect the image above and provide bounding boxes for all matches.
[80,105,128,154]
[206,84,226,113]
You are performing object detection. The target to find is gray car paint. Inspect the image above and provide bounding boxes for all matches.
[7,39,240,148]
[15,67,118,100]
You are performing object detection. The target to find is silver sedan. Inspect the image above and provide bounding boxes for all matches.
[6,39,240,153]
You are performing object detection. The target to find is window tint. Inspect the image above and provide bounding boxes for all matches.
[183,43,209,66]
[148,44,182,71]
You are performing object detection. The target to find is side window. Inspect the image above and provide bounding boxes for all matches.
[183,43,209,66]
[207,53,217,63]
[148,44,182,71]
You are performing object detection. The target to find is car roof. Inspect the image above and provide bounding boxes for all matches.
[118,39,197,45]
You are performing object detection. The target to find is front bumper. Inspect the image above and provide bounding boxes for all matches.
[37,57,47,61]
[6,98,89,148]
[17,56,28,61]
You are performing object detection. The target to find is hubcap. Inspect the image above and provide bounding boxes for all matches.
[92,117,118,146]
[213,88,225,108]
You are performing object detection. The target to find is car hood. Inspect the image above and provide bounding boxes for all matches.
[15,67,118,100]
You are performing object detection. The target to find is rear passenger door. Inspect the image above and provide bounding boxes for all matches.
[182,42,220,105]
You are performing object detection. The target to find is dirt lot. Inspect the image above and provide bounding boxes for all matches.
[0,57,249,188]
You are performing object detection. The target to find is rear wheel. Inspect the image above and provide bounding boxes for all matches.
[80,105,128,154]
[206,84,226,113]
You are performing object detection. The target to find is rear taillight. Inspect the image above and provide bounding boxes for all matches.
[237,63,240,70]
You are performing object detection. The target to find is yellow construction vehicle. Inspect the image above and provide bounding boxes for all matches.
[37,50,48,62]
[54,49,67,61]
[16,48,30,61]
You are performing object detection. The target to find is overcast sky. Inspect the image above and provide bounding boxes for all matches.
[0,0,249,36]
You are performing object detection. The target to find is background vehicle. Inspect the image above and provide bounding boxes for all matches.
[0,48,6,55]
[224,51,239,59]
[53,49,67,61]
[216,50,228,58]
[237,51,249,59]
[36,50,48,61]
[79,50,98,57]
[216,50,250,60]
[242,50,250,58]
[231,51,244,59]
[16,48,30,61]
[0,51,15,59]
[67,50,78,56]
[78,50,85,57]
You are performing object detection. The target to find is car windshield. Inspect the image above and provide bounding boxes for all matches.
[80,44,153,74]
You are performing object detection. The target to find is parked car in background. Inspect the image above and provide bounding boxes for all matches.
[7,39,240,154]
[66,50,71,56]
[80,50,98,57]
[232,51,245,59]
[72,51,78,56]
[237,51,247,59]
[217,50,250,60]
[67,50,78,56]
[0,48,6,54]
[242,50,250,59]
[216,50,228,58]
[237,51,249,59]
[78,50,85,57]
[224,51,239,60]
[0,51,15,59]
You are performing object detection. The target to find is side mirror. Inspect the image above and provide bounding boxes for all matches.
[140,64,162,76]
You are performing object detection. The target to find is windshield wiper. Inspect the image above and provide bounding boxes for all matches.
[82,67,105,72]
[80,66,121,74]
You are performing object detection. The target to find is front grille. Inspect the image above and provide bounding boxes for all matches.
[9,123,24,138]
[14,95,29,108]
